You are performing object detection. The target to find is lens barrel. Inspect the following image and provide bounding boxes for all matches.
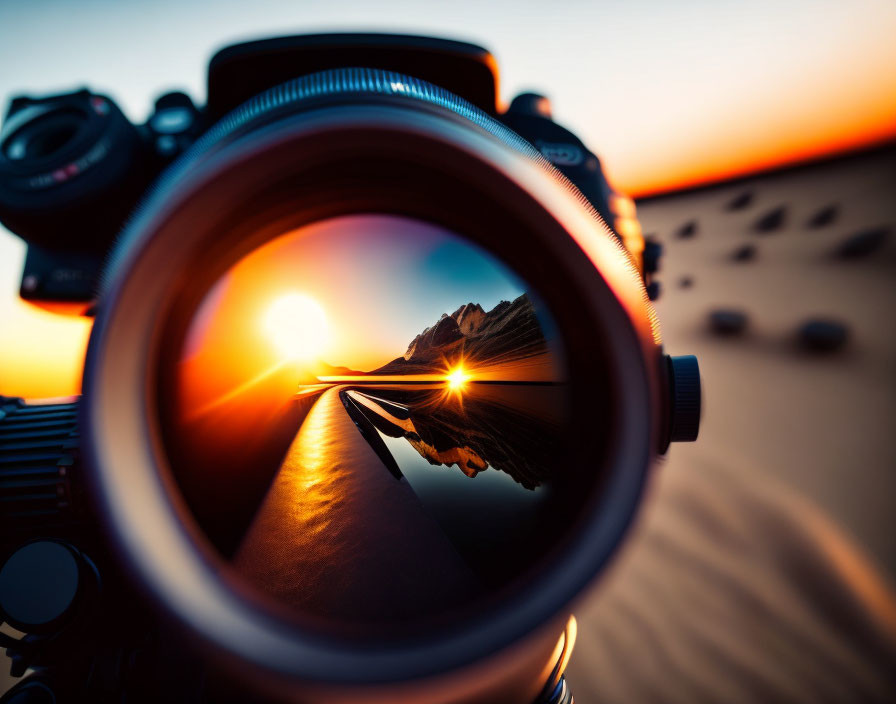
[81,68,662,701]
[0,90,150,253]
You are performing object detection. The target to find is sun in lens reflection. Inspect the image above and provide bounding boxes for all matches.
[263,293,329,362]
[445,366,470,391]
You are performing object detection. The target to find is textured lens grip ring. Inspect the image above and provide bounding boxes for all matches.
[0,398,82,547]
[102,67,651,325]
[666,355,701,443]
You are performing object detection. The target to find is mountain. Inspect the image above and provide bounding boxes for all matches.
[451,302,487,335]
[402,314,464,360]
[313,361,366,377]
[373,293,547,375]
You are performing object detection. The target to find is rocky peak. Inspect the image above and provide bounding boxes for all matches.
[450,302,487,335]
[382,293,543,373]
[487,299,512,320]
[403,333,423,360]
[403,314,463,360]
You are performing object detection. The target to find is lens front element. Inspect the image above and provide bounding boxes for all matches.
[163,214,576,637]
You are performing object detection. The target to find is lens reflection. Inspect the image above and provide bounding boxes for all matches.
[166,215,572,633]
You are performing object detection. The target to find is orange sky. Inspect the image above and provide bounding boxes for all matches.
[1,0,895,399]
[0,293,91,399]
[176,215,526,417]
[612,45,896,197]
[2,2,894,198]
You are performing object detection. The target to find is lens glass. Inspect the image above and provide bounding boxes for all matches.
[3,108,85,161]
[163,214,581,636]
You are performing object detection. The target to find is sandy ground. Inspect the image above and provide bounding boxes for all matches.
[566,144,896,700]
[646,145,895,577]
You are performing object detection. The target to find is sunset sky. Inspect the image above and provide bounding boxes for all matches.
[1,0,894,398]
[174,216,527,417]
[184,215,524,374]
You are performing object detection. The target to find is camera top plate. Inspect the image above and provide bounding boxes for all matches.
[206,33,501,121]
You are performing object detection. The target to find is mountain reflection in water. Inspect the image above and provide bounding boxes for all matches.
[232,381,568,628]
[344,383,567,585]
[343,384,564,489]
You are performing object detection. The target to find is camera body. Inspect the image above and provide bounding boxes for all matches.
[0,34,655,310]
[0,34,690,704]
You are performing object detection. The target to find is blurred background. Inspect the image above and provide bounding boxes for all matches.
[1,0,895,698]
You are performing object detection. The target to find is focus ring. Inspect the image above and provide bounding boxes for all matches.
[105,67,642,299]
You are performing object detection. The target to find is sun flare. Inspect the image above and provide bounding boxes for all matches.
[446,366,471,391]
[263,293,329,362]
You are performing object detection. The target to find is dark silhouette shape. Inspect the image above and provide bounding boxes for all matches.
[374,293,547,375]
[348,387,560,490]
[642,238,663,274]
[754,206,786,234]
[315,362,367,377]
[708,309,749,336]
[807,204,839,228]
[676,220,698,239]
[342,385,569,588]
[797,319,849,353]
[731,244,757,262]
[833,227,889,259]
[726,190,754,211]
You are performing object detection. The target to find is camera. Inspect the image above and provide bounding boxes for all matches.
[0,34,699,703]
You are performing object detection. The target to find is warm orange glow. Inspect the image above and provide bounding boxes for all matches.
[445,366,470,391]
[0,296,91,399]
[182,361,290,421]
[262,292,329,362]
[612,62,896,198]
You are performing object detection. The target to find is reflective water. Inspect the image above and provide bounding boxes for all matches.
[229,381,568,629]
[343,384,567,585]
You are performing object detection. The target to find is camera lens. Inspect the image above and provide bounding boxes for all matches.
[83,69,660,690]
[163,214,574,636]
[1,107,85,161]
[0,91,149,254]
